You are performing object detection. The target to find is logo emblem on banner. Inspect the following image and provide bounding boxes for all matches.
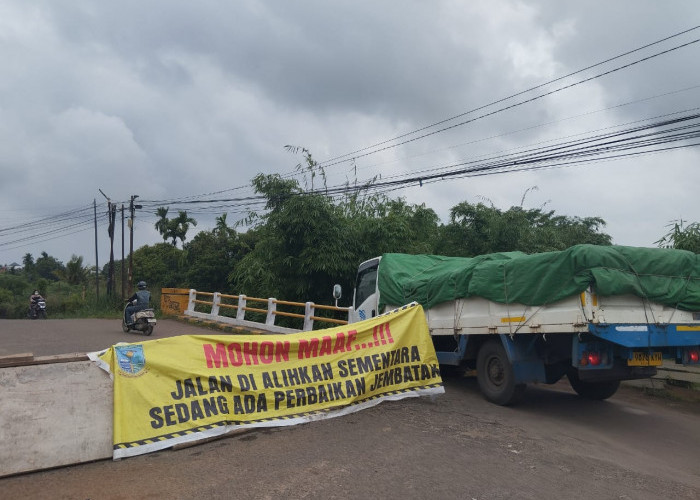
[116,345,146,376]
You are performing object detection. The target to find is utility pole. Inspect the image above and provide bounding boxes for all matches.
[99,189,116,296]
[108,204,116,295]
[121,204,125,301]
[128,195,142,295]
[93,199,99,300]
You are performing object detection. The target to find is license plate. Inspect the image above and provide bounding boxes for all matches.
[147,319,157,323]
[627,351,662,366]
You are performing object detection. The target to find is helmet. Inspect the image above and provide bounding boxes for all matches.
[137,281,147,290]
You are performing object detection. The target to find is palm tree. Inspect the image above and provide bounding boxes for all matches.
[65,255,88,285]
[23,253,34,268]
[154,207,171,242]
[214,213,231,238]
[170,211,197,247]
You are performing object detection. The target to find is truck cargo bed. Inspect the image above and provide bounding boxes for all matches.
[399,291,700,336]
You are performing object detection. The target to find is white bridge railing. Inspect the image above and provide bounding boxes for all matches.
[183,289,354,334]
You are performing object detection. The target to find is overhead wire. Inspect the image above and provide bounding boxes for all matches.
[318,37,700,169]
[317,26,700,168]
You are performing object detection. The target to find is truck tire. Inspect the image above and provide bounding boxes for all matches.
[567,371,620,400]
[476,339,525,406]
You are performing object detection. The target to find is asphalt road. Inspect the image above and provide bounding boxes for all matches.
[1,319,699,499]
[0,318,222,357]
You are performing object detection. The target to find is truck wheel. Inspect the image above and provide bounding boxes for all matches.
[567,371,620,400]
[476,339,525,406]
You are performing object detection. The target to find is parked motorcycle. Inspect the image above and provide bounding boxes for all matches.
[122,302,156,335]
[29,298,47,319]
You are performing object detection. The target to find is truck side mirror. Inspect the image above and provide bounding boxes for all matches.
[332,284,342,305]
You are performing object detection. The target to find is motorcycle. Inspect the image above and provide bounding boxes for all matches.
[122,302,156,335]
[29,298,47,319]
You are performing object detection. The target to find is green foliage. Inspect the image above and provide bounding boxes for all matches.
[232,176,351,302]
[154,207,198,247]
[132,242,184,287]
[0,269,125,318]
[231,172,443,305]
[0,287,15,318]
[436,202,611,256]
[0,272,29,297]
[170,211,197,247]
[34,251,64,281]
[656,219,700,253]
[155,207,171,243]
[64,255,88,285]
[183,220,254,292]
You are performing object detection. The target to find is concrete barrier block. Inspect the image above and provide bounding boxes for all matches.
[0,361,113,477]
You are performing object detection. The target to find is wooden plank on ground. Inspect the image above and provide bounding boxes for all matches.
[0,352,89,368]
[0,352,34,368]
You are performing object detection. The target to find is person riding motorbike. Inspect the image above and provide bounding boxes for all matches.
[28,290,46,319]
[125,281,151,325]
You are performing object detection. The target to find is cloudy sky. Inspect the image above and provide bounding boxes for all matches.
[1,1,699,269]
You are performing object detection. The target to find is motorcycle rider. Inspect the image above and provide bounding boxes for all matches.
[29,290,44,314]
[125,281,151,325]
[30,290,44,304]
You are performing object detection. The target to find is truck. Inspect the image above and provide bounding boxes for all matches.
[346,245,700,405]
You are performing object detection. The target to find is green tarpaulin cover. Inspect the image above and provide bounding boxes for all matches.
[378,245,700,311]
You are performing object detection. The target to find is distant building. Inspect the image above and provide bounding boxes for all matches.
[0,262,23,273]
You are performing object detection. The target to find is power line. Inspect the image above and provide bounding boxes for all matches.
[317,36,700,169]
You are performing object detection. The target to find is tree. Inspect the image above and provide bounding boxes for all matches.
[656,219,700,253]
[232,172,442,305]
[169,211,197,247]
[22,253,34,268]
[154,207,198,247]
[436,201,611,257]
[154,207,170,243]
[183,226,255,292]
[214,213,235,239]
[22,253,35,280]
[64,255,88,285]
[132,243,184,287]
[34,252,64,281]
[231,173,350,302]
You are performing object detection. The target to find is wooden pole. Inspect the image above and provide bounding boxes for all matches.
[93,199,99,300]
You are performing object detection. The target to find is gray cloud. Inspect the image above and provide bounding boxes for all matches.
[1,0,699,267]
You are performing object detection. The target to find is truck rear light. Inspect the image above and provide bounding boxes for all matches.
[587,352,602,366]
[688,349,699,364]
[579,351,603,366]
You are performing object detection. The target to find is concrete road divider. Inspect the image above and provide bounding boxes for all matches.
[0,356,112,477]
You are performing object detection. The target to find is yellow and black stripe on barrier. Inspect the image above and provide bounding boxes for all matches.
[113,421,230,450]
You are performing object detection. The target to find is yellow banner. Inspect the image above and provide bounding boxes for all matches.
[90,303,443,458]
